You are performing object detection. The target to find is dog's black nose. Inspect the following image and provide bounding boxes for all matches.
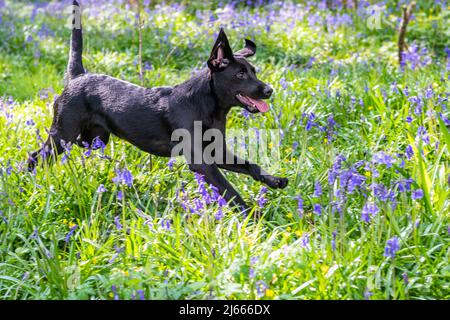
[263,86,273,98]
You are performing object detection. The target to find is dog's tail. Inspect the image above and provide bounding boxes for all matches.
[67,0,85,80]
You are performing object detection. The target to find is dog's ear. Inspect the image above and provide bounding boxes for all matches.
[208,28,234,71]
[234,39,256,58]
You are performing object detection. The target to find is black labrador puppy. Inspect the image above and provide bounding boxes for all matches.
[28,0,288,214]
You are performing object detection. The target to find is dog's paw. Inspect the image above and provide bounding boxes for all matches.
[264,176,288,189]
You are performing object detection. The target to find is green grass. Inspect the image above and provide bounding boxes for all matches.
[0,0,449,300]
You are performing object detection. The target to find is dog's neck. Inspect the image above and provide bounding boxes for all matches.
[175,69,233,121]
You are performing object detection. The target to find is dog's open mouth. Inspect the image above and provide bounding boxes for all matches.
[236,94,269,113]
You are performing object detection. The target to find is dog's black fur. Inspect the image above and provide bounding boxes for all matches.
[28,0,288,213]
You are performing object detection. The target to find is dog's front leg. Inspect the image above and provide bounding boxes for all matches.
[217,148,288,189]
[188,163,250,213]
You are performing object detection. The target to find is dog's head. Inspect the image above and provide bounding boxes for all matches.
[208,28,273,113]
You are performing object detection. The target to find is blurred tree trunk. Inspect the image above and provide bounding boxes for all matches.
[398,1,416,66]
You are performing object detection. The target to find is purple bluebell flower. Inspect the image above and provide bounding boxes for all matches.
[340,169,365,194]
[364,289,373,300]
[255,280,268,297]
[349,172,366,193]
[401,43,432,71]
[97,184,106,193]
[361,202,379,223]
[65,225,78,243]
[331,200,343,216]
[405,145,414,160]
[178,189,189,212]
[279,77,288,89]
[195,173,212,204]
[373,151,395,168]
[161,219,171,231]
[313,181,322,197]
[92,136,106,152]
[143,61,152,72]
[217,196,227,208]
[296,196,304,217]
[326,115,338,141]
[109,245,123,264]
[445,46,450,57]
[300,233,309,248]
[39,89,49,100]
[405,115,413,123]
[402,273,409,285]
[214,208,223,220]
[192,198,204,213]
[135,290,145,300]
[60,140,72,164]
[313,203,322,215]
[417,126,430,145]
[257,186,268,208]
[425,86,433,99]
[438,112,450,127]
[412,189,423,200]
[111,285,119,300]
[0,211,6,224]
[112,168,133,187]
[30,228,39,239]
[331,230,337,251]
[370,183,394,202]
[114,216,122,230]
[409,95,423,115]
[210,185,220,202]
[307,57,315,68]
[117,190,123,201]
[305,113,316,131]
[397,178,413,192]
[414,219,420,228]
[167,158,175,170]
[82,141,91,157]
[391,82,398,94]
[359,99,364,107]
[121,169,133,186]
[384,236,400,259]
[327,115,337,127]
[328,154,345,186]
[250,256,259,265]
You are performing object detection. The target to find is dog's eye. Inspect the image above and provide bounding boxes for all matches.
[236,71,246,79]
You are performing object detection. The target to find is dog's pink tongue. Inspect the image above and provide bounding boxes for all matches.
[247,97,269,113]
